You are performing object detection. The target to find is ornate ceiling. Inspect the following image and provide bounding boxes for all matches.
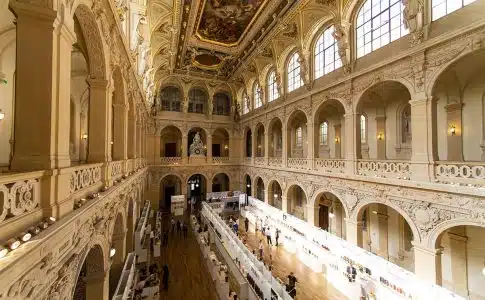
[149,0,351,86]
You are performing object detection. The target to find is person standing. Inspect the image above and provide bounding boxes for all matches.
[179,220,184,236]
[258,240,264,259]
[244,217,249,232]
[171,218,176,235]
[162,264,169,290]
[266,227,272,246]
[275,229,279,246]
[183,223,188,239]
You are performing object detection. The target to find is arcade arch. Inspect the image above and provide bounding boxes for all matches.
[268,118,283,158]
[255,123,265,157]
[187,174,207,202]
[160,126,182,157]
[267,180,282,209]
[314,99,345,159]
[286,110,308,159]
[212,173,230,192]
[286,184,307,220]
[313,192,347,239]
[243,174,252,196]
[159,175,183,212]
[212,128,230,157]
[255,177,265,202]
[73,244,107,300]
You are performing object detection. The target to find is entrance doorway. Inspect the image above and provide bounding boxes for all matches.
[319,205,329,231]
[159,175,182,213]
[164,186,175,211]
[187,174,207,209]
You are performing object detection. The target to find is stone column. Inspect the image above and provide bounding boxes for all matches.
[344,113,360,175]
[281,196,288,213]
[182,134,188,164]
[447,231,469,297]
[283,124,288,167]
[413,243,443,285]
[307,122,314,170]
[376,209,389,260]
[112,103,128,161]
[128,112,137,159]
[445,102,464,161]
[264,127,269,164]
[334,124,342,159]
[153,133,161,164]
[10,2,73,170]
[345,218,363,247]
[375,115,386,160]
[87,78,111,162]
[207,131,213,164]
[306,204,318,226]
[251,127,256,164]
[136,123,142,158]
[410,97,434,181]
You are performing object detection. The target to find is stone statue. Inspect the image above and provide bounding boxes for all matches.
[189,132,205,156]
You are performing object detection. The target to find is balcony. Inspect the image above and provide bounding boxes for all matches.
[314,158,346,174]
[357,159,411,180]
[254,157,266,165]
[435,161,485,186]
[268,157,282,167]
[160,157,182,165]
[287,158,309,170]
[212,157,232,164]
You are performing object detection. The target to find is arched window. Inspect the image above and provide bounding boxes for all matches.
[213,93,231,116]
[314,26,341,79]
[254,83,262,108]
[356,0,408,58]
[432,0,476,21]
[360,114,367,143]
[296,127,303,147]
[242,92,249,114]
[267,70,279,102]
[319,122,328,145]
[287,52,303,92]
[160,86,181,112]
[188,88,207,114]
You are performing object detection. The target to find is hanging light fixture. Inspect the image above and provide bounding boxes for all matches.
[0,246,8,259]
[110,248,116,258]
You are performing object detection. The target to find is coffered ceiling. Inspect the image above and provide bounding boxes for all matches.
[149,0,349,86]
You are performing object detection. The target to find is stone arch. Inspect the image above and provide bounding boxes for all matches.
[312,97,348,122]
[353,200,421,244]
[278,45,298,74]
[302,15,334,54]
[353,79,414,112]
[212,172,231,192]
[73,4,106,80]
[310,187,350,217]
[243,173,252,196]
[284,182,308,200]
[285,108,309,129]
[267,179,283,208]
[253,175,266,202]
[109,211,126,298]
[285,183,308,220]
[427,219,485,249]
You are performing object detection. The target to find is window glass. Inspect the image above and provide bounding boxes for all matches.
[314,26,342,79]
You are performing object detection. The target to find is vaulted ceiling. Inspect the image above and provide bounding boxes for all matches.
[149,0,350,87]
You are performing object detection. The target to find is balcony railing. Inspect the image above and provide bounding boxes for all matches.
[357,159,411,179]
[68,163,103,195]
[212,156,231,164]
[268,157,282,167]
[287,158,309,170]
[0,171,43,227]
[254,157,266,165]
[160,157,182,165]
[314,158,346,173]
[435,161,485,185]
[110,160,124,181]
[244,157,252,165]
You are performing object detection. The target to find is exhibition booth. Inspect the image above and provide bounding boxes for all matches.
[201,202,294,300]
[134,201,151,263]
[206,191,243,213]
[243,196,464,300]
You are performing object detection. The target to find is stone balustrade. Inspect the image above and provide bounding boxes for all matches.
[110,160,124,181]
[212,156,231,164]
[435,162,485,185]
[287,158,309,170]
[160,157,182,165]
[68,163,104,195]
[357,159,411,179]
[314,158,346,173]
[268,157,282,167]
[254,157,266,165]
[244,157,252,165]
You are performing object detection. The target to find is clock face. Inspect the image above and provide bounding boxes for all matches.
[195,149,201,154]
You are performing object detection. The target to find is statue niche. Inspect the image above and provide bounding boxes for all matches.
[189,132,206,157]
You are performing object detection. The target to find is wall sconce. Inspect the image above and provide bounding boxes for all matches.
[334,136,340,144]
[81,133,88,140]
[110,141,114,145]
[0,110,5,120]
[109,248,116,258]
[246,184,251,188]
[482,261,485,276]
[450,124,456,136]
[224,145,228,150]
[258,145,262,149]
[274,194,278,198]
[376,132,384,141]
[0,246,8,259]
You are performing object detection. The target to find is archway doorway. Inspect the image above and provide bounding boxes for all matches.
[313,192,346,239]
[255,177,265,202]
[187,174,207,203]
[286,185,307,220]
[212,173,230,192]
[357,203,414,272]
[267,180,282,209]
[73,245,106,300]
[244,174,252,196]
[159,175,182,213]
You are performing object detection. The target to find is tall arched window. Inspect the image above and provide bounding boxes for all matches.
[296,127,303,147]
[360,114,367,143]
[356,0,408,58]
[160,86,182,112]
[319,122,328,145]
[267,70,279,102]
[314,26,341,79]
[254,83,262,108]
[242,92,249,114]
[432,0,476,21]
[287,52,303,92]
[213,93,231,116]
[188,88,207,114]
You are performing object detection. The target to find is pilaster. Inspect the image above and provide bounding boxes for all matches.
[413,243,443,286]
[87,78,111,163]
[410,97,434,181]
[345,218,363,247]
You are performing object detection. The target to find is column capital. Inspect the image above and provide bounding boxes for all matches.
[344,218,363,227]
[10,1,57,21]
[447,232,468,242]
[412,242,443,256]
[87,78,108,89]
[445,102,464,112]
[409,97,430,106]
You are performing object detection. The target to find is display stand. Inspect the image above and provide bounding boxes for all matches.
[171,195,185,216]
[112,252,136,300]
[135,202,151,263]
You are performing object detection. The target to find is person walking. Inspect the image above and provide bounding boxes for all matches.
[162,264,169,290]
[275,229,279,246]
[258,240,264,259]
[183,223,188,239]
[171,218,176,235]
[176,220,180,235]
[266,227,272,246]
[179,221,184,236]
[244,217,249,232]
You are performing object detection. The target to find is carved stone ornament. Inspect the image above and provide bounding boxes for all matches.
[189,133,205,156]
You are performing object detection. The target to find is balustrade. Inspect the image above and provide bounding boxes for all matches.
[435,162,485,185]
[160,157,182,165]
[110,160,123,181]
[0,171,43,226]
[268,157,282,167]
[212,156,231,164]
[287,158,309,170]
[69,163,103,195]
[254,157,266,165]
[244,157,252,165]
[314,159,346,173]
[357,160,411,179]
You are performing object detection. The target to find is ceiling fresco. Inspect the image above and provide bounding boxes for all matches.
[196,0,267,46]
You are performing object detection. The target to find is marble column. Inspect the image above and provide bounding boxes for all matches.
[112,103,128,161]
[306,204,319,227]
[128,112,137,159]
[410,96,434,181]
[207,132,213,164]
[345,218,363,247]
[281,196,288,213]
[413,243,443,285]
[182,134,188,164]
[10,2,72,170]
[344,112,360,175]
[376,208,389,260]
[307,122,314,170]
[447,230,469,297]
[136,123,142,158]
